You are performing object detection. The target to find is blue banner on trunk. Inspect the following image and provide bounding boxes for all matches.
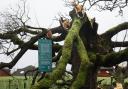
[38,38,52,72]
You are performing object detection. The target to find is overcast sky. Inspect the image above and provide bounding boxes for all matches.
[0,0,128,69]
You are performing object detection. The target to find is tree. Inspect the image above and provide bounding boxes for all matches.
[0,0,128,89]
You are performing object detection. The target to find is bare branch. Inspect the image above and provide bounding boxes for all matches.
[52,49,62,62]
[101,22,128,38]
[6,47,20,56]
[0,31,47,69]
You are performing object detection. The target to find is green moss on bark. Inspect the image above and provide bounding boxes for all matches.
[70,63,90,89]
[98,47,128,67]
[30,18,83,89]
[76,36,89,63]
[70,35,91,89]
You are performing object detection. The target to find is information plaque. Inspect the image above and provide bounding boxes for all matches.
[38,38,52,72]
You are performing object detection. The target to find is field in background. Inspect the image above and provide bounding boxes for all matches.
[97,77,128,88]
[0,76,32,89]
[98,77,128,85]
[0,76,128,89]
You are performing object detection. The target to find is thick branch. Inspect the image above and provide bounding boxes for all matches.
[70,35,91,89]
[50,26,68,42]
[98,47,128,67]
[111,41,128,47]
[0,27,48,55]
[0,31,47,69]
[26,25,47,31]
[6,27,38,35]
[27,25,67,42]
[30,18,83,89]
[0,33,24,48]
[101,22,128,38]
[28,43,62,51]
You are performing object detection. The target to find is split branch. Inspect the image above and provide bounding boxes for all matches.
[70,35,91,89]
[30,18,83,89]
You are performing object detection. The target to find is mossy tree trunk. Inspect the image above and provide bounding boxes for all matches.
[29,10,128,88]
[71,42,98,89]
[30,17,87,89]
[62,12,128,89]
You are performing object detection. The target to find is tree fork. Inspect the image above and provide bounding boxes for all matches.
[30,17,84,89]
[70,35,91,89]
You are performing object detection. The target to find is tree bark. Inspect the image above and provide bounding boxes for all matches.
[71,43,98,89]
[85,65,98,89]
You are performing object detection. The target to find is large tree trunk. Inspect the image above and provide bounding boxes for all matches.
[71,39,98,89]
[70,13,99,89]
[71,47,98,89]
[85,65,98,89]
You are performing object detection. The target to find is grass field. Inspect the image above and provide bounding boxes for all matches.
[0,76,128,89]
[0,76,32,89]
[98,77,128,84]
[0,76,113,89]
[97,77,128,89]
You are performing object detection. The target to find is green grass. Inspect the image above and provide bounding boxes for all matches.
[0,76,128,89]
[0,76,32,89]
[98,77,128,84]
[98,77,113,85]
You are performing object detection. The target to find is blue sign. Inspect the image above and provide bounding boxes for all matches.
[38,38,52,72]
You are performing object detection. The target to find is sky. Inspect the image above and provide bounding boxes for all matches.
[0,0,128,70]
